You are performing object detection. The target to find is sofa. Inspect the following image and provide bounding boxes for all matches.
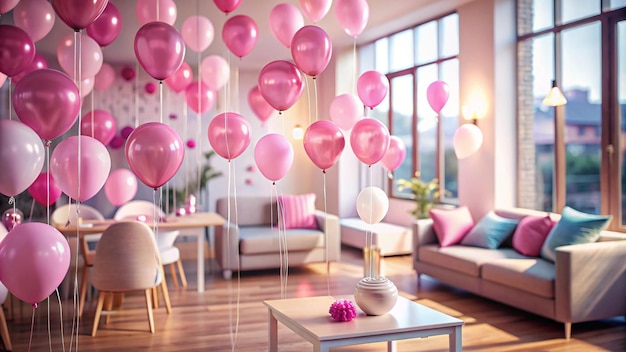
[340,218,413,256]
[413,207,626,339]
[214,195,340,279]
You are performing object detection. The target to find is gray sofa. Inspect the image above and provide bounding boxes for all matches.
[413,207,626,339]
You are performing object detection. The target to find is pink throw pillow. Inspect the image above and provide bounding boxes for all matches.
[278,193,318,229]
[429,206,474,247]
[512,215,554,257]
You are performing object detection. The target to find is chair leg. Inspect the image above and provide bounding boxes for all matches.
[564,322,572,340]
[168,263,179,288]
[0,305,12,352]
[144,289,155,334]
[160,280,172,314]
[176,259,187,288]
[104,294,114,324]
[152,286,159,309]
[91,292,107,337]
[79,264,90,317]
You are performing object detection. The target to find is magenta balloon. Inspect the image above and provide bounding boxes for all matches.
[426,80,450,114]
[50,135,111,202]
[357,70,389,109]
[303,120,345,171]
[11,52,48,84]
[0,25,35,77]
[350,118,391,166]
[50,0,108,31]
[290,25,332,77]
[0,120,45,197]
[254,134,294,182]
[125,122,184,189]
[13,69,80,141]
[109,135,124,149]
[213,0,241,14]
[80,110,117,145]
[13,0,56,43]
[28,173,62,207]
[134,22,186,81]
[185,81,216,114]
[200,55,230,91]
[57,32,103,80]
[0,0,19,13]
[94,62,115,91]
[222,15,258,58]
[207,112,252,161]
[165,61,193,93]
[1,208,23,232]
[248,85,274,125]
[299,0,332,22]
[86,2,122,47]
[136,0,177,26]
[270,3,304,48]
[334,0,369,38]
[381,136,406,172]
[104,169,138,206]
[258,60,304,112]
[330,93,362,131]
[181,15,214,53]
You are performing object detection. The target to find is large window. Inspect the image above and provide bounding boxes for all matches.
[358,13,459,202]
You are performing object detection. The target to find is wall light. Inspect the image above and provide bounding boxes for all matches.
[292,124,304,140]
[542,80,567,107]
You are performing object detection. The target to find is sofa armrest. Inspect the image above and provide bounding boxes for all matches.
[555,239,626,323]
[315,210,341,262]
[213,222,241,271]
[412,218,437,271]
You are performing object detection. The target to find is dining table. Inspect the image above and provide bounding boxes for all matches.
[55,211,225,293]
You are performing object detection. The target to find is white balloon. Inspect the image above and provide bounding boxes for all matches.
[356,186,389,225]
[453,124,483,159]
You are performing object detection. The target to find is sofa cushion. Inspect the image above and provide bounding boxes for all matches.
[419,245,525,277]
[429,206,474,247]
[481,258,555,298]
[278,193,318,229]
[239,226,324,255]
[512,215,554,257]
[461,211,519,249]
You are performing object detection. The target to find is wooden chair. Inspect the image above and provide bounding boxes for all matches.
[91,221,170,336]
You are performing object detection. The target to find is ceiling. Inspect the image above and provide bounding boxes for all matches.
[2,0,468,72]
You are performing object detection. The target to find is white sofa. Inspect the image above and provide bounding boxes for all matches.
[340,218,413,256]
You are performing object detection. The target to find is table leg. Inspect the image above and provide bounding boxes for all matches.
[387,340,397,352]
[450,326,462,351]
[197,230,205,293]
[268,310,278,352]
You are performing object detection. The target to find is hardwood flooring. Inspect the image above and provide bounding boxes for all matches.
[2,245,624,351]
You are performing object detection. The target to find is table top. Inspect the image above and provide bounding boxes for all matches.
[263,295,464,341]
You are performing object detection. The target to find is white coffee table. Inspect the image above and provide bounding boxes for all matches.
[263,295,463,351]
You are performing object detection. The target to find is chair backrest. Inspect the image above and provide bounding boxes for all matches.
[114,200,165,221]
[92,222,161,292]
[51,203,105,227]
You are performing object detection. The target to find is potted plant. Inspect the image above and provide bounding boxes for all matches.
[396,171,442,219]
[164,151,223,212]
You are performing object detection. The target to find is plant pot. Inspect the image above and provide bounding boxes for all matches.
[354,276,398,316]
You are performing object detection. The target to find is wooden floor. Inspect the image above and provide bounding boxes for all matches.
[2,245,624,351]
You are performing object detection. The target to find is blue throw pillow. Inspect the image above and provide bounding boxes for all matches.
[540,206,612,262]
[461,212,519,249]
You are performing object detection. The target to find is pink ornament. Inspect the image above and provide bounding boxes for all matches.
[329,299,357,322]
[109,135,124,149]
[169,113,178,120]
[145,82,157,94]
[1,209,23,232]
[121,66,135,81]
[121,125,134,139]
[186,139,196,149]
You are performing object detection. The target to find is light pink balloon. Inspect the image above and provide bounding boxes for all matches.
[381,136,406,172]
[258,60,304,112]
[426,80,450,114]
[125,122,184,189]
[304,120,345,171]
[95,63,115,91]
[80,110,117,145]
[50,135,111,202]
[0,73,6,87]
[57,32,103,80]
[104,169,138,206]
[299,0,332,23]
[0,120,45,197]
[207,112,252,161]
[165,61,193,93]
[136,0,177,26]
[86,1,122,47]
[28,173,62,207]
[222,15,258,58]
[200,55,230,91]
[330,94,362,131]
[357,70,389,109]
[13,0,56,42]
[254,134,294,182]
[0,223,70,305]
[291,25,332,77]
[334,0,369,38]
[0,0,19,14]
[11,52,48,84]
[350,118,391,166]
[0,25,36,77]
[270,3,304,48]
[248,85,274,125]
[81,76,95,97]
[181,15,214,53]
[213,0,241,14]
[134,22,185,81]
[185,81,216,114]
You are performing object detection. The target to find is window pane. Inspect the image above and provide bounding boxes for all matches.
[416,65,439,182]
[390,75,414,197]
[608,0,626,10]
[440,14,459,57]
[415,21,438,65]
[561,0,600,24]
[390,29,413,71]
[375,38,389,74]
[359,43,375,73]
[440,59,459,198]
[518,0,553,35]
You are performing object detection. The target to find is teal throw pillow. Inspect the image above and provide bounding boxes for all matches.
[540,206,612,262]
[461,211,519,249]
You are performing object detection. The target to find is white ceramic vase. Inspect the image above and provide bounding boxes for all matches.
[354,276,398,316]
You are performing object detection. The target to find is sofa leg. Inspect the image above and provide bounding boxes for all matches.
[223,270,232,280]
[564,322,571,340]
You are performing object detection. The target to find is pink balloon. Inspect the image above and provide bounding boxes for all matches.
[11,52,48,84]
[0,120,45,197]
[13,0,56,42]
[200,55,230,91]
[357,70,389,109]
[0,223,70,305]
[28,173,62,207]
[2,209,23,232]
[350,118,391,166]
[330,94,362,131]
[145,82,156,94]
[50,135,111,202]
[0,0,19,13]
[95,63,115,91]
[304,120,345,171]
[80,110,117,145]
[222,15,258,58]
[135,22,186,81]
[248,85,274,125]
[299,0,332,23]
[86,1,122,47]
[185,81,216,114]
[381,136,406,172]
[57,32,103,80]
[0,73,6,87]
[270,3,304,48]
[334,0,369,38]
[254,134,294,182]
[165,61,193,93]
[104,169,138,206]
[207,112,252,161]
[121,66,135,81]
[121,126,134,139]
[80,76,95,97]
[291,25,332,77]
[213,0,241,14]
[258,60,304,112]
[13,69,80,141]
[0,25,35,77]
[125,122,184,189]
[136,0,177,26]
[426,80,450,114]
[181,15,214,53]
[50,0,108,30]
[109,135,124,149]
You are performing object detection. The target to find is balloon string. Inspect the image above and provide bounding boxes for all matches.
[135,62,139,127]
[352,38,357,96]
[159,81,163,123]
[7,77,12,120]
[75,30,82,206]
[227,161,241,352]
[91,94,95,137]
[55,289,67,352]
[274,183,289,299]
[47,297,51,352]
[184,98,189,199]
[46,144,50,225]
[313,77,318,124]
[323,171,330,297]
[156,0,160,22]
[305,75,311,128]
[28,307,35,352]
[196,49,202,201]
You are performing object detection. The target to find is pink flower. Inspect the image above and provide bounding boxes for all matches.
[329,299,357,322]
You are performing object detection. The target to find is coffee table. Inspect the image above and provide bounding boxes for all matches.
[263,295,463,351]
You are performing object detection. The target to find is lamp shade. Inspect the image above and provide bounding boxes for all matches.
[453,124,483,159]
[542,80,567,106]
